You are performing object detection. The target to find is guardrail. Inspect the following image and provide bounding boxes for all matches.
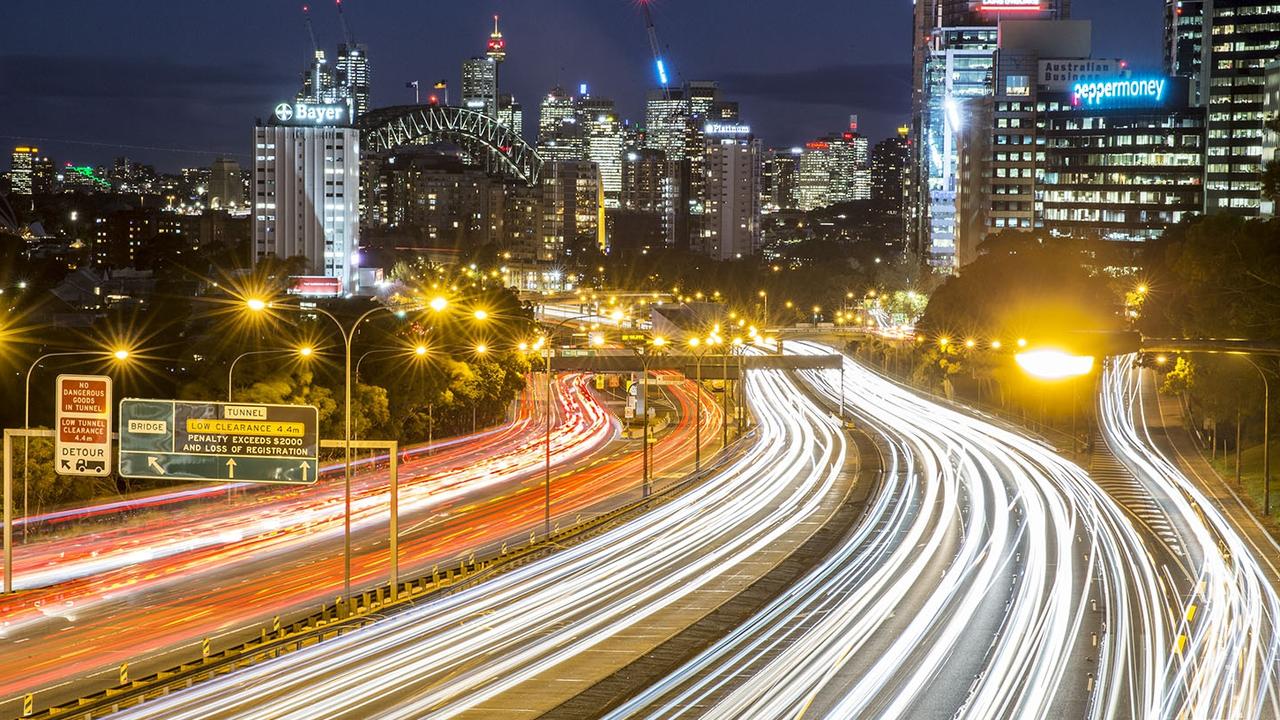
[21,432,755,720]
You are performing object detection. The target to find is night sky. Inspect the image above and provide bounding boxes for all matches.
[1,0,1161,173]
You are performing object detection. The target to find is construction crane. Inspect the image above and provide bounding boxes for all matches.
[302,4,320,55]
[639,0,671,98]
[336,0,354,45]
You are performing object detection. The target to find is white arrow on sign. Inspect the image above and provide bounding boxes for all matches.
[226,459,237,479]
[147,456,166,476]
[299,461,309,483]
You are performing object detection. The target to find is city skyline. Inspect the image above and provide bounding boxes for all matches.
[1,0,1160,171]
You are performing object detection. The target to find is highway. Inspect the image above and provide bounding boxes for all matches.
[603,343,1208,719]
[0,373,720,715]
[1096,356,1280,718]
[102,365,847,719]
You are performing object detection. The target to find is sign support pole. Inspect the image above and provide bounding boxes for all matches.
[389,441,399,598]
[3,428,52,594]
[4,429,12,595]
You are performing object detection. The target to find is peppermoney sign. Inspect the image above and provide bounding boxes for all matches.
[55,375,113,477]
[118,400,319,484]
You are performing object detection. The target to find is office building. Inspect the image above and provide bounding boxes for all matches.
[462,57,498,116]
[829,129,871,202]
[538,87,583,162]
[497,94,523,135]
[540,160,604,257]
[954,74,1204,266]
[209,157,245,210]
[11,147,39,196]
[699,133,762,260]
[909,0,1072,269]
[763,148,802,213]
[872,129,910,207]
[253,101,360,291]
[797,142,833,212]
[644,88,690,160]
[1040,83,1205,241]
[1165,0,1280,215]
[336,43,370,119]
[586,107,624,208]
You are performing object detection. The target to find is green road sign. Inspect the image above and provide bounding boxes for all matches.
[118,399,319,484]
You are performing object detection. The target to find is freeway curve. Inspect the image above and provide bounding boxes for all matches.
[1096,356,1280,718]
[606,343,1277,719]
[100,365,848,719]
[1,373,721,716]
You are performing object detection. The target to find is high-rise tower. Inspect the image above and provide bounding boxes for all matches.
[1165,0,1279,216]
[487,15,505,117]
[908,0,1071,271]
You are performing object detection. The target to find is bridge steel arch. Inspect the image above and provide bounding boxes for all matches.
[356,105,543,186]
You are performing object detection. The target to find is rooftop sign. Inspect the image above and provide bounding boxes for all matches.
[1072,77,1167,108]
[274,101,347,126]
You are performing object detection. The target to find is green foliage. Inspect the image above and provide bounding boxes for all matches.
[917,238,1119,343]
[16,435,117,516]
[1143,215,1280,341]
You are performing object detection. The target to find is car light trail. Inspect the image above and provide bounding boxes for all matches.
[105,367,846,719]
[1097,355,1280,718]
[606,343,1195,719]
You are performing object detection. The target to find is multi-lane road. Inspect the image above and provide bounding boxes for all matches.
[0,373,721,716]
[11,345,1280,719]
[102,365,849,719]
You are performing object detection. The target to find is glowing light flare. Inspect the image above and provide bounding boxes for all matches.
[1015,349,1094,380]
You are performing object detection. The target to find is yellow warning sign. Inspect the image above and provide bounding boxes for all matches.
[185,419,305,437]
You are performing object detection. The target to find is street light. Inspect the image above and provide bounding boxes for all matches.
[228,346,314,401]
[1015,349,1094,380]
[637,336,667,496]
[21,348,132,543]
[542,311,619,536]
[688,336,714,472]
[244,296,420,603]
[1016,348,1096,453]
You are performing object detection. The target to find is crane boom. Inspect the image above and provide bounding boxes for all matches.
[302,4,319,54]
[336,0,354,45]
[640,1,671,98]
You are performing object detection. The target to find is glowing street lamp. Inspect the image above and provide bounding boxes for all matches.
[1015,349,1095,380]
[16,346,133,559]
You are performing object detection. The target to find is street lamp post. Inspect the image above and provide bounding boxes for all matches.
[228,347,312,402]
[1238,356,1272,514]
[22,349,130,542]
[687,337,713,472]
[636,336,667,496]
[247,298,421,603]
[542,310,620,535]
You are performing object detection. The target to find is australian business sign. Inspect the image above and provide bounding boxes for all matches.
[1072,77,1167,108]
[274,101,348,126]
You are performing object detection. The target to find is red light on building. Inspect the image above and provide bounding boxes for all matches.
[978,1,1044,11]
[428,94,439,105]
[806,141,830,150]
[842,132,854,140]
[288,276,342,297]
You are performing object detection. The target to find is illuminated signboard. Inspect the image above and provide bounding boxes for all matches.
[1071,77,1166,108]
[979,0,1044,10]
[705,122,751,136]
[274,101,347,126]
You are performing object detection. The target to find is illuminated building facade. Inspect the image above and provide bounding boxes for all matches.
[253,102,360,292]
[909,0,1072,269]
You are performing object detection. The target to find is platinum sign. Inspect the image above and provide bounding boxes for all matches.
[1072,78,1166,107]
